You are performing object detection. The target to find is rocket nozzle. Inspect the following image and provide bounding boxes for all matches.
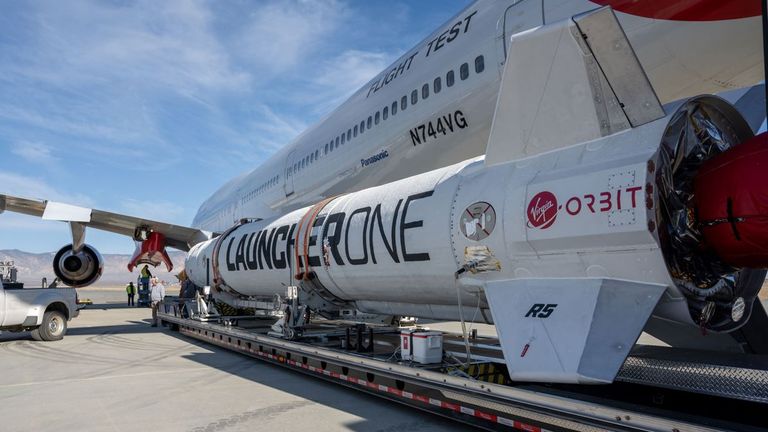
[694,132,768,268]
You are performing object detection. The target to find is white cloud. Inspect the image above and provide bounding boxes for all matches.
[0,213,67,232]
[0,172,94,207]
[15,0,249,94]
[0,0,252,169]
[310,49,397,112]
[11,141,57,165]
[119,198,187,224]
[249,104,307,144]
[236,0,346,76]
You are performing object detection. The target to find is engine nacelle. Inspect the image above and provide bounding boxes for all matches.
[53,244,103,287]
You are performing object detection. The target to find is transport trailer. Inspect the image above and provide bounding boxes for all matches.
[157,302,767,432]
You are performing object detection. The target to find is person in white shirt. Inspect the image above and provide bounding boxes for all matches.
[149,277,166,327]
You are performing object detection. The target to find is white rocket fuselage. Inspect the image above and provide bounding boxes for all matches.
[186,101,680,325]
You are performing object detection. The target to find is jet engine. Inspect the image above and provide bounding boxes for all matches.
[52,244,104,287]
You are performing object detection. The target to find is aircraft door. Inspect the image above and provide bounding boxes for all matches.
[284,150,297,196]
[499,0,544,64]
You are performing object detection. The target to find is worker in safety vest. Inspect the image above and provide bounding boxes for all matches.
[126,282,137,306]
[140,265,152,291]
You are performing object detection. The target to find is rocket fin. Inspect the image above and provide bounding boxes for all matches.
[484,278,665,384]
[485,7,664,166]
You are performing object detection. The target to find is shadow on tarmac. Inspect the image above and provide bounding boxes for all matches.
[0,315,461,431]
[0,318,157,341]
[162,331,463,432]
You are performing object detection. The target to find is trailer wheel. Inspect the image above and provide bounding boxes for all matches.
[31,311,67,341]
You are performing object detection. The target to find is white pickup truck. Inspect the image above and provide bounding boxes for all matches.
[0,279,79,341]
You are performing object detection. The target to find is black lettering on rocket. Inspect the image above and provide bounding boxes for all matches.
[308,216,325,267]
[246,231,258,270]
[285,223,297,270]
[345,207,371,265]
[226,236,236,271]
[400,191,433,262]
[272,225,289,269]
[258,228,275,270]
[225,190,435,272]
[235,234,247,271]
[322,212,346,266]
[369,201,401,264]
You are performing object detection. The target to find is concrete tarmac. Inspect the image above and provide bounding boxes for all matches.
[0,289,465,432]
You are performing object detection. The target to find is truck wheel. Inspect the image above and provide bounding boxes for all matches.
[33,311,67,341]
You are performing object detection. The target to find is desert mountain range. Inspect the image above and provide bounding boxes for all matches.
[0,249,185,287]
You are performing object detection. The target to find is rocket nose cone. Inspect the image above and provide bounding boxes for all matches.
[694,132,768,268]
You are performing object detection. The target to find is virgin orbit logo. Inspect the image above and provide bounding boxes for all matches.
[527,191,558,229]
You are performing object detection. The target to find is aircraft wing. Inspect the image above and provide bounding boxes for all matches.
[0,193,212,252]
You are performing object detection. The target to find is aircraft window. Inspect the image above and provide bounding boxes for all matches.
[354,125,358,137]
[360,120,365,134]
[335,136,340,148]
[347,129,351,141]
[293,162,298,173]
[460,62,469,80]
[341,133,346,144]
[446,70,455,87]
[401,95,407,110]
[314,149,319,159]
[375,111,380,125]
[367,116,372,129]
[411,89,418,105]
[475,55,485,74]
[310,153,314,163]
[392,101,398,115]
[422,83,429,99]
[434,77,441,94]
[324,143,328,154]
[383,106,388,120]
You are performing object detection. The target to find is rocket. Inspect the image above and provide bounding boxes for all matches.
[185,8,768,384]
[186,94,768,383]
[184,8,768,384]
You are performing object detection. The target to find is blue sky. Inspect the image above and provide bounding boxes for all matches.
[0,0,471,253]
